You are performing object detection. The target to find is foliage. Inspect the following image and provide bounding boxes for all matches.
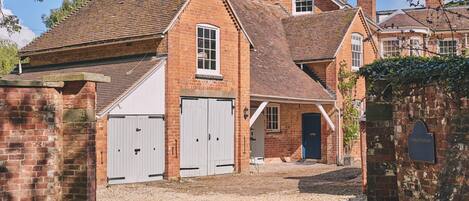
[358,56,469,100]
[445,0,469,7]
[0,41,18,76]
[42,0,87,29]
[338,61,360,152]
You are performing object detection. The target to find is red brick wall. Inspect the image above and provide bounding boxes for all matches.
[96,117,107,186]
[262,103,337,164]
[335,11,377,162]
[61,81,97,200]
[165,0,251,179]
[379,32,467,57]
[0,79,99,201]
[0,87,63,201]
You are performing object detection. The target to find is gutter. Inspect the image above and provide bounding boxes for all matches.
[295,58,335,64]
[20,34,165,57]
[250,94,335,105]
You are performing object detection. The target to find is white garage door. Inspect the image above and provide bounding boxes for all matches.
[107,115,165,184]
[180,98,235,177]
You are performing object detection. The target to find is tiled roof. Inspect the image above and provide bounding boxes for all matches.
[282,8,359,62]
[379,6,469,31]
[21,0,187,54]
[379,12,427,29]
[5,56,164,114]
[231,0,333,101]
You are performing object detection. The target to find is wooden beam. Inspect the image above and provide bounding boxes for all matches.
[249,101,269,127]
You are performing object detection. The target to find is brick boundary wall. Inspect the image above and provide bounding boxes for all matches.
[365,100,398,201]
[0,73,109,201]
[366,84,469,201]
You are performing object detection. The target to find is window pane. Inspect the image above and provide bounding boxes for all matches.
[211,40,216,49]
[211,60,216,70]
[198,59,204,69]
[211,30,216,39]
[198,28,203,37]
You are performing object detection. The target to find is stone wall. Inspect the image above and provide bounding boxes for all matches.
[393,86,469,200]
[366,85,469,201]
[0,73,109,201]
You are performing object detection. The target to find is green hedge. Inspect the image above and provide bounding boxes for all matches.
[358,56,469,99]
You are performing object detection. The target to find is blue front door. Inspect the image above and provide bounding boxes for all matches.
[302,113,321,159]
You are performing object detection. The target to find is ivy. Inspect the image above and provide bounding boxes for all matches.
[338,61,360,152]
[358,56,469,100]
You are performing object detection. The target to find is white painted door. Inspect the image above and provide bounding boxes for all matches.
[107,116,165,184]
[180,98,234,177]
[208,99,235,175]
[250,112,265,160]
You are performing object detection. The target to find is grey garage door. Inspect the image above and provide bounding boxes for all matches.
[107,116,165,184]
[180,98,235,177]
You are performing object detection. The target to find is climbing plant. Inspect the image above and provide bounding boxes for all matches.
[338,61,360,153]
[358,56,469,101]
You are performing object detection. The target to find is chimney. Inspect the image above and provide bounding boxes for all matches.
[426,0,444,8]
[357,0,376,22]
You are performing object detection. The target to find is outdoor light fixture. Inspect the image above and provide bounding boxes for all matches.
[243,107,249,120]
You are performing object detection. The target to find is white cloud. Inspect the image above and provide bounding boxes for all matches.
[0,8,36,48]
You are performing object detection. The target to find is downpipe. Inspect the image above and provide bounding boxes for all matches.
[335,102,344,166]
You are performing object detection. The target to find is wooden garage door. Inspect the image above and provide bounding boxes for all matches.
[107,116,165,184]
[180,98,235,177]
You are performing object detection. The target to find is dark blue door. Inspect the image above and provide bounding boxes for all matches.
[302,113,321,159]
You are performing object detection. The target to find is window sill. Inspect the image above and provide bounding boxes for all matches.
[266,130,281,134]
[351,66,360,72]
[195,74,224,80]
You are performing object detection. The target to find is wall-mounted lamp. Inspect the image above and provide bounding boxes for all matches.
[243,107,249,120]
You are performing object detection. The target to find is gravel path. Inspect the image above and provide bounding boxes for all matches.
[98,162,366,201]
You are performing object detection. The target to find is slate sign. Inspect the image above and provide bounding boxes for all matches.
[408,120,436,164]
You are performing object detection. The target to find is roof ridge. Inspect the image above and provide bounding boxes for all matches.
[21,0,93,53]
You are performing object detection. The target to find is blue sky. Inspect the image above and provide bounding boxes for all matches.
[4,0,413,36]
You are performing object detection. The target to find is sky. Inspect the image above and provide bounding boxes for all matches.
[1,0,416,47]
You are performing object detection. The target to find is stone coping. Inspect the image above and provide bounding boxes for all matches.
[0,72,111,88]
[42,72,111,83]
[0,79,64,88]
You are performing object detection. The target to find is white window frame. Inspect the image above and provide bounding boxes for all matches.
[265,104,280,133]
[196,24,221,76]
[438,38,459,56]
[351,33,363,72]
[292,0,314,16]
[409,37,422,56]
[381,37,401,58]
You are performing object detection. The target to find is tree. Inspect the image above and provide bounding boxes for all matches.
[42,0,87,29]
[0,41,18,76]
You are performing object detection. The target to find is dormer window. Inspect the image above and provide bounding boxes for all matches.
[293,0,314,15]
[197,24,220,76]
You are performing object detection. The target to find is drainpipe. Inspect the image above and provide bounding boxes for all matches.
[335,102,343,166]
[18,59,22,75]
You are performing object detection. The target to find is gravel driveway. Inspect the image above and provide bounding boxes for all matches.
[98,162,366,201]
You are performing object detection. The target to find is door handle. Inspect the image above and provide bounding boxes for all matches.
[208,134,211,141]
[136,128,142,132]
[134,149,141,155]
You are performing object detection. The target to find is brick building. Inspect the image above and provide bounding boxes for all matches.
[4,0,379,186]
[376,0,469,57]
